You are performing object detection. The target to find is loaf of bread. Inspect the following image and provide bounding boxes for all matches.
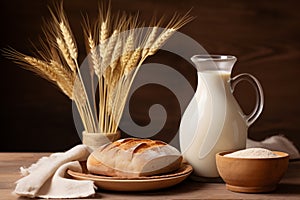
[87,138,182,177]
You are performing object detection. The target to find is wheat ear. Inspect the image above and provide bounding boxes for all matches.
[147,12,194,57]
[49,60,75,98]
[110,34,123,73]
[147,28,176,56]
[124,47,142,76]
[59,22,78,61]
[56,37,76,72]
[24,56,74,99]
[24,56,58,81]
[120,32,134,68]
[88,34,102,78]
[101,30,118,74]
[142,26,159,58]
[98,1,111,58]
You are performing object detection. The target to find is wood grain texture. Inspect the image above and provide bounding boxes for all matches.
[0,0,300,151]
[0,153,299,199]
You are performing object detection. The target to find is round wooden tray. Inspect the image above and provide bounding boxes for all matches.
[67,163,193,191]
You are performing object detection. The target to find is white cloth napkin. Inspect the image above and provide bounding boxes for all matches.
[247,135,300,159]
[14,144,95,198]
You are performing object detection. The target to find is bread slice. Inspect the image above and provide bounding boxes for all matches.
[87,138,182,177]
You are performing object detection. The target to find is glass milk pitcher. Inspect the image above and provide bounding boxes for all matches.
[179,55,264,177]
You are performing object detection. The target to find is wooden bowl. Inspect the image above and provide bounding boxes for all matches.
[216,150,289,193]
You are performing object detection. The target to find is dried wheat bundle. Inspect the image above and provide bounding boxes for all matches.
[4,2,193,135]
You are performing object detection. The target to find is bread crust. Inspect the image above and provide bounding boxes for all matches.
[87,138,182,177]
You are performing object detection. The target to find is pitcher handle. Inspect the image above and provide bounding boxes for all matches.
[231,73,264,126]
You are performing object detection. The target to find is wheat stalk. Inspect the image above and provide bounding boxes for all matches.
[4,2,193,135]
[57,7,97,132]
[81,15,99,125]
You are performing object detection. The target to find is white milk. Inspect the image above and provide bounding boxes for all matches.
[180,70,247,177]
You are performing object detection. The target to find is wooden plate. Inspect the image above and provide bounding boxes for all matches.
[67,163,193,191]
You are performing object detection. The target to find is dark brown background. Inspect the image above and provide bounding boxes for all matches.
[1,0,299,151]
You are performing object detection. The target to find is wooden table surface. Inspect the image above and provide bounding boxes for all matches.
[0,153,299,200]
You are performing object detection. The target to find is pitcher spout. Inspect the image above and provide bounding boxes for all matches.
[191,55,237,72]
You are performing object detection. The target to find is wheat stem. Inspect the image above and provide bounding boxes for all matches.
[58,17,98,132]
[75,60,98,132]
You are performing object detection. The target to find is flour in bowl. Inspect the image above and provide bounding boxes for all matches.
[224,148,279,158]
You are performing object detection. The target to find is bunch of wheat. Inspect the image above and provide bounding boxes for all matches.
[5,3,193,135]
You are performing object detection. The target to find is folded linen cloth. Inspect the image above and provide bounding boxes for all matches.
[247,135,300,159]
[14,144,95,198]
